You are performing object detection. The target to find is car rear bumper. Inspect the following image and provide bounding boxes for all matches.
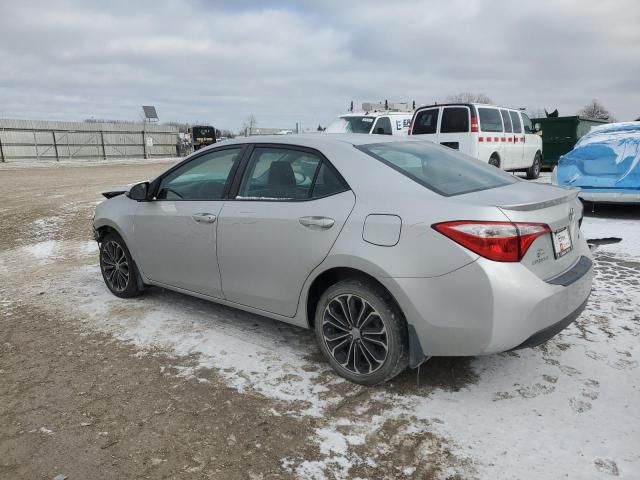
[509,295,589,350]
[380,251,594,357]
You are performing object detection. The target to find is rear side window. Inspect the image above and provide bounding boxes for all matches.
[521,113,533,133]
[510,111,522,133]
[478,108,504,132]
[237,147,346,201]
[357,141,517,196]
[440,107,469,133]
[500,109,513,133]
[412,108,439,135]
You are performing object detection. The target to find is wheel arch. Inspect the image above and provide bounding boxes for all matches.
[305,265,426,369]
[94,220,127,243]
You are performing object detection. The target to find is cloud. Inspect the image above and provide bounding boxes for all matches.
[0,0,638,130]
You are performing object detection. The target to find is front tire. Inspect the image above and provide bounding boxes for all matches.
[489,154,500,168]
[314,279,408,385]
[99,232,143,298]
[526,152,542,179]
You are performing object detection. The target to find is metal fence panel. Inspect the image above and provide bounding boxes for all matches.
[0,118,179,162]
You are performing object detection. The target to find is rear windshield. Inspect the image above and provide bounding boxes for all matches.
[325,116,375,134]
[357,141,517,196]
[478,108,504,132]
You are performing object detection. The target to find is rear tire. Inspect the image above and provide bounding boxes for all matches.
[489,154,500,168]
[99,232,143,298]
[526,152,542,179]
[314,278,408,385]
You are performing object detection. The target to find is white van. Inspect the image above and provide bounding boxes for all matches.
[325,111,413,136]
[409,103,542,179]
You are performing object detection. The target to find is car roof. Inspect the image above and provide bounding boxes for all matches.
[339,111,413,118]
[415,103,524,112]
[202,133,425,151]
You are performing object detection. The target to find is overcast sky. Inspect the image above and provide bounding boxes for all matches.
[1,0,638,131]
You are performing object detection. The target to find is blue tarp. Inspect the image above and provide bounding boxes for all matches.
[556,122,640,202]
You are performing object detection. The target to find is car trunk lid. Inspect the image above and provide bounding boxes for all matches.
[457,181,584,280]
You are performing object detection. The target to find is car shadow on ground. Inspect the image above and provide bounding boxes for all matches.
[139,284,481,395]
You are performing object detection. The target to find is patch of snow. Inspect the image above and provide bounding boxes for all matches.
[581,216,640,257]
[22,240,60,262]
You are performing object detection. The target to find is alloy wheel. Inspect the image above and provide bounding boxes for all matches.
[322,294,389,375]
[101,241,130,292]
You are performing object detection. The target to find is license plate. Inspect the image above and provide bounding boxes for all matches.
[552,226,572,258]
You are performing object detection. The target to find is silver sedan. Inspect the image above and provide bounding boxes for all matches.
[94,134,593,385]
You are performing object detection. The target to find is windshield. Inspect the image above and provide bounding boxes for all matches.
[357,141,517,196]
[325,116,375,134]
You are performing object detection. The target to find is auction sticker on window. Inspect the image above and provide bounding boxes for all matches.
[552,226,572,258]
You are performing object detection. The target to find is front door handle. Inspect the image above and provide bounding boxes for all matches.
[192,213,217,224]
[299,216,335,230]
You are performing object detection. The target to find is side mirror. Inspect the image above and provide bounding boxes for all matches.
[376,127,385,135]
[127,182,149,201]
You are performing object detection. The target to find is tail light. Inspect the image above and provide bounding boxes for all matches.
[470,115,479,132]
[407,120,413,135]
[432,221,550,262]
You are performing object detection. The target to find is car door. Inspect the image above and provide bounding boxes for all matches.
[372,116,392,135]
[520,112,540,166]
[133,146,244,298]
[477,106,505,166]
[439,106,471,154]
[499,109,515,169]
[411,107,439,141]
[509,110,526,168]
[217,145,355,317]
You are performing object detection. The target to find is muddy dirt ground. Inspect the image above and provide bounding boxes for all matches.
[1,161,638,479]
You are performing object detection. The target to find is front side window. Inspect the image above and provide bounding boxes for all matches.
[440,107,470,133]
[373,117,392,135]
[478,108,504,132]
[500,109,513,133]
[325,116,375,134]
[357,141,516,197]
[157,147,242,200]
[412,108,439,135]
[521,113,533,133]
[509,111,523,133]
[237,147,345,200]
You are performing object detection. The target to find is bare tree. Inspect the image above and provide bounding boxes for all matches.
[579,99,612,121]
[242,114,258,136]
[446,92,493,104]
[527,108,547,120]
[221,129,235,139]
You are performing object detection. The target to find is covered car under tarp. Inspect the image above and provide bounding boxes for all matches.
[554,122,640,203]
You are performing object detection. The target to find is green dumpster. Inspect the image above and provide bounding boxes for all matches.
[531,116,608,168]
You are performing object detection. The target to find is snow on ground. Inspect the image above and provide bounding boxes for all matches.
[0,157,179,170]
[12,197,640,478]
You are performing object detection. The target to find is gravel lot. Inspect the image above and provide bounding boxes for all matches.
[1,161,638,479]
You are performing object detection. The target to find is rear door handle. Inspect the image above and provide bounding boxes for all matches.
[299,216,335,230]
[191,213,217,224]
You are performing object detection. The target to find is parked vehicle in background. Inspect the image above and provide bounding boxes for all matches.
[326,103,413,136]
[189,125,216,150]
[553,121,640,204]
[409,103,543,179]
[531,115,608,168]
[94,134,592,385]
